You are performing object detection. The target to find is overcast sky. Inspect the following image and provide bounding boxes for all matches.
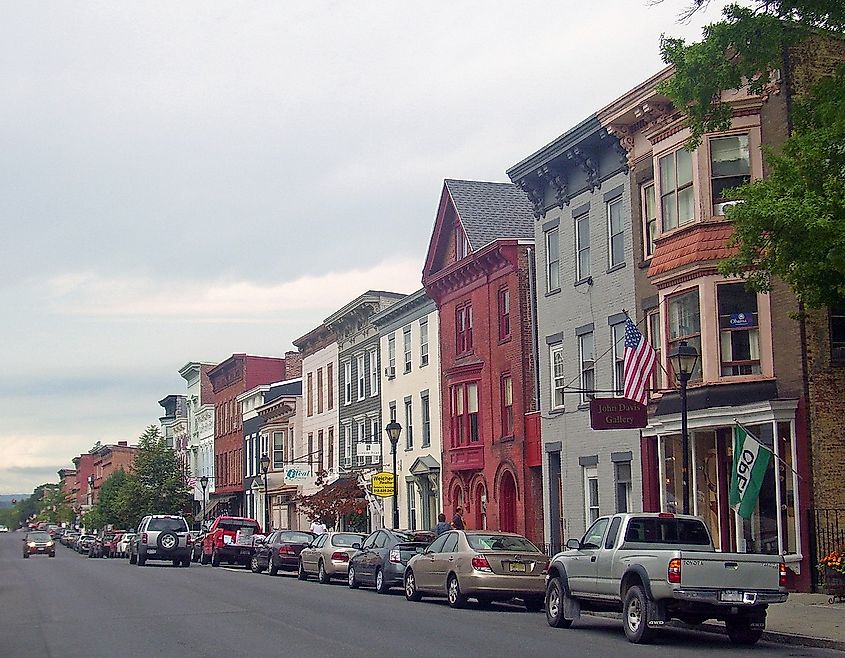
[0,1,731,494]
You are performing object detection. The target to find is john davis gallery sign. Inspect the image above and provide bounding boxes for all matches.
[589,398,648,430]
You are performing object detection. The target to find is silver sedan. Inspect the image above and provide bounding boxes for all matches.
[298,531,365,583]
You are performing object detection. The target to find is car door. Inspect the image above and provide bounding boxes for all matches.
[432,532,459,590]
[355,531,379,581]
[414,534,448,591]
[260,532,277,568]
[303,535,323,572]
[566,517,609,596]
[367,531,388,582]
[593,516,623,597]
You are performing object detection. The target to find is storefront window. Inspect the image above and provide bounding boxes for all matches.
[734,424,779,555]
[661,435,683,514]
[693,431,721,550]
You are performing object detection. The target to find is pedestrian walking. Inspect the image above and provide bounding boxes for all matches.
[309,517,327,535]
[433,513,451,537]
[451,507,465,530]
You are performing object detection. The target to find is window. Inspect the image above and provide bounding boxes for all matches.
[615,461,632,513]
[419,319,429,367]
[456,304,473,354]
[421,393,431,447]
[316,368,324,414]
[574,213,590,282]
[456,225,470,260]
[369,349,379,396]
[327,363,334,410]
[388,334,396,377]
[317,430,324,474]
[642,183,657,258]
[501,374,514,436]
[370,418,379,446]
[607,197,625,268]
[272,431,285,470]
[583,466,600,526]
[450,382,479,446]
[545,227,560,292]
[389,401,397,423]
[550,343,565,410]
[306,372,314,417]
[832,304,845,362]
[405,399,414,450]
[579,331,595,403]
[343,361,352,405]
[647,310,663,394]
[328,427,334,472]
[407,482,417,530]
[403,326,412,373]
[710,134,750,214]
[659,148,694,230]
[498,287,511,340]
[717,283,760,376]
[668,289,702,381]
[611,323,625,396]
[356,353,366,401]
[307,433,314,470]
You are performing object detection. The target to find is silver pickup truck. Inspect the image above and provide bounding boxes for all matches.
[545,512,787,646]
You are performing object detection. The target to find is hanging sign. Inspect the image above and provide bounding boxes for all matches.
[590,398,648,430]
[370,471,396,498]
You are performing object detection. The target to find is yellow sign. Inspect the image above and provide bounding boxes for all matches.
[370,471,395,498]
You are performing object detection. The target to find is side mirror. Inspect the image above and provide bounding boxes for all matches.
[566,538,581,550]
[351,542,361,550]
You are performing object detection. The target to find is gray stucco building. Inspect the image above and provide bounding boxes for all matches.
[508,116,642,551]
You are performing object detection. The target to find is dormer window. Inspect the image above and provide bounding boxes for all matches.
[456,226,471,260]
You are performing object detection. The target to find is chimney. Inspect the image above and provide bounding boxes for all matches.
[284,350,303,378]
[118,441,128,447]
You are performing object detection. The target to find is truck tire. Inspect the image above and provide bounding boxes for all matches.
[725,617,764,646]
[545,577,573,628]
[623,585,654,644]
[211,549,220,567]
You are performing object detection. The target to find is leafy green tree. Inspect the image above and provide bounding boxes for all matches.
[92,468,142,530]
[133,425,191,519]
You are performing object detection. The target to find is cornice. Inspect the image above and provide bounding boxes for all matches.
[424,241,517,303]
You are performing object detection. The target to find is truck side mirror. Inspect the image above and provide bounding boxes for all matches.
[566,538,581,550]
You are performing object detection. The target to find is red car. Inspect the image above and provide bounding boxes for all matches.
[105,532,125,558]
[200,516,263,567]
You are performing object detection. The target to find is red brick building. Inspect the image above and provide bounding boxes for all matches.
[207,354,288,517]
[71,453,96,510]
[423,179,543,544]
[92,442,137,501]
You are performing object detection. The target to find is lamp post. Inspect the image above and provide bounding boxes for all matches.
[87,474,95,508]
[384,421,402,530]
[199,476,209,529]
[669,340,700,515]
[259,454,271,533]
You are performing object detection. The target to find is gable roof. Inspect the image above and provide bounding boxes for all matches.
[444,179,534,251]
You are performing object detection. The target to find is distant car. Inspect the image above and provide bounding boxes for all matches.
[77,535,96,554]
[116,532,135,558]
[252,530,315,575]
[62,532,79,548]
[0,525,9,533]
[22,530,56,558]
[298,531,365,583]
[133,515,193,567]
[347,529,434,594]
[104,532,124,558]
[404,530,548,611]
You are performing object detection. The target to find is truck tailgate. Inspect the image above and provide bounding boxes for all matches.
[679,551,781,590]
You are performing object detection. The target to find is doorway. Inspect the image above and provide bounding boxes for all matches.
[499,472,517,533]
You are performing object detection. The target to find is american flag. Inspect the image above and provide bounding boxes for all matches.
[623,316,656,405]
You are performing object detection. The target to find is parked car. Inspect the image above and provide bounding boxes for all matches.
[0,525,9,533]
[116,532,135,558]
[252,530,315,575]
[62,532,79,548]
[104,532,125,558]
[23,530,56,558]
[404,530,548,611]
[298,531,365,583]
[77,535,96,554]
[348,529,433,593]
[543,513,788,646]
[201,516,263,567]
[132,515,193,567]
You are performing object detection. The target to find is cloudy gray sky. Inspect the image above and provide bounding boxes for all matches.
[0,1,730,493]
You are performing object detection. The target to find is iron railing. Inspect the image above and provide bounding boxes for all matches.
[809,508,845,588]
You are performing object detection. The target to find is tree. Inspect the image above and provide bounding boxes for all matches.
[296,478,367,530]
[133,425,191,520]
[92,468,142,530]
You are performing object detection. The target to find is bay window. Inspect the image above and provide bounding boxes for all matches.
[717,282,760,376]
[659,148,694,230]
[668,289,702,381]
[272,431,285,469]
[710,134,750,215]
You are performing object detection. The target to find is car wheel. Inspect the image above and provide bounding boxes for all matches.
[251,556,262,574]
[623,585,654,644]
[545,577,573,628]
[524,597,544,613]
[211,549,220,567]
[268,558,279,577]
[404,570,422,602]
[375,568,389,594]
[297,559,308,580]
[447,574,467,609]
[137,553,146,567]
[172,559,180,567]
[318,560,330,584]
[50,553,56,558]
[725,617,764,646]
[348,565,359,589]
[23,553,29,559]
[129,551,137,565]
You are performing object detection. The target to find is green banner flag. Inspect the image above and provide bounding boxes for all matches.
[729,425,772,519]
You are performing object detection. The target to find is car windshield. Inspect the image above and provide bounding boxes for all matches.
[148,518,188,532]
[467,534,541,553]
[279,532,314,544]
[624,518,711,545]
[331,533,363,548]
[28,532,51,541]
[218,520,260,532]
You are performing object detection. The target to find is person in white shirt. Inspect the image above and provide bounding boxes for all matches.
[309,517,327,535]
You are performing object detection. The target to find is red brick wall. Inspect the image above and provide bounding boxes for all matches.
[72,454,95,509]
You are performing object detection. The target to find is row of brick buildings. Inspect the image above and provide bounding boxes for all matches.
[59,441,138,513]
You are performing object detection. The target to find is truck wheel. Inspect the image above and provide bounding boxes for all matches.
[725,617,764,646]
[623,586,654,644]
[211,549,220,567]
[545,577,573,628]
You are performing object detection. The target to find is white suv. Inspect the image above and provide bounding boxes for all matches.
[132,515,192,567]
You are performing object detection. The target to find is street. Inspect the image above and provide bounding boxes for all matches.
[0,532,839,658]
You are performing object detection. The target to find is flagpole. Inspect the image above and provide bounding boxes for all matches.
[731,418,804,481]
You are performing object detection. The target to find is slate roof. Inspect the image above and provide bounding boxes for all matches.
[647,223,737,277]
[264,378,303,403]
[444,179,534,251]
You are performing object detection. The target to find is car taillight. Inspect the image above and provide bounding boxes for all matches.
[141,533,148,544]
[389,548,401,563]
[779,562,787,587]
[279,545,294,555]
[471,555,492,572]
[542,559,550,574]
[186,536,193,545]
[668,558,682,584]
[331,551,349,562]
[658,512,675,518]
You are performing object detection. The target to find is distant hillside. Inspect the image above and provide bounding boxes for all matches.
[0,495,27,508]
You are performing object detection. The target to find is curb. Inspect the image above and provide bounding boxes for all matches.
[582,612,845,651]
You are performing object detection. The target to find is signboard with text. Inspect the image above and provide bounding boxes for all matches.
[590,398,648,430]
[283,466,312,484]
[370,471,396,498]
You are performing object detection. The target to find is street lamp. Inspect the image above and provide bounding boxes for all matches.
[669,340,699,516]
[199,476,209,529]
[259,454,271,533]
[384,421,402,530]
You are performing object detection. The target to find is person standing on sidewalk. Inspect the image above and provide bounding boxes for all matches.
[451,507,465,530]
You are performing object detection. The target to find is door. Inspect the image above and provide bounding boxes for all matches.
[259,532,276,569]
[414,533,448,590]
[567,518,609,596]
[357,531,380,581]
[499,472,517,533]
[302,534,324,571]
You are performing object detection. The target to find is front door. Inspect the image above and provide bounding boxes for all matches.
[567,518,608,596]
[499,472,517,533]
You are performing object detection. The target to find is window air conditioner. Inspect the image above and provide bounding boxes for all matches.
[715,200,742,215]
[384,366,395,378]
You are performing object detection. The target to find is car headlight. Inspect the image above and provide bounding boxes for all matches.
[28,542,36,547]
[46,541,54,547]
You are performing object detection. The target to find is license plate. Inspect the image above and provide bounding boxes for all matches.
[508,562,526,573]
[720,589,743,602]
[240,550,251,555]
[37,548,45,551]
[147,549,156,554]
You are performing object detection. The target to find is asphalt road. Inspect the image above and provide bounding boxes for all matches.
[0,531,839,658]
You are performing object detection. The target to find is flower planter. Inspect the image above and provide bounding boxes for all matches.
[822,566,845,602]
